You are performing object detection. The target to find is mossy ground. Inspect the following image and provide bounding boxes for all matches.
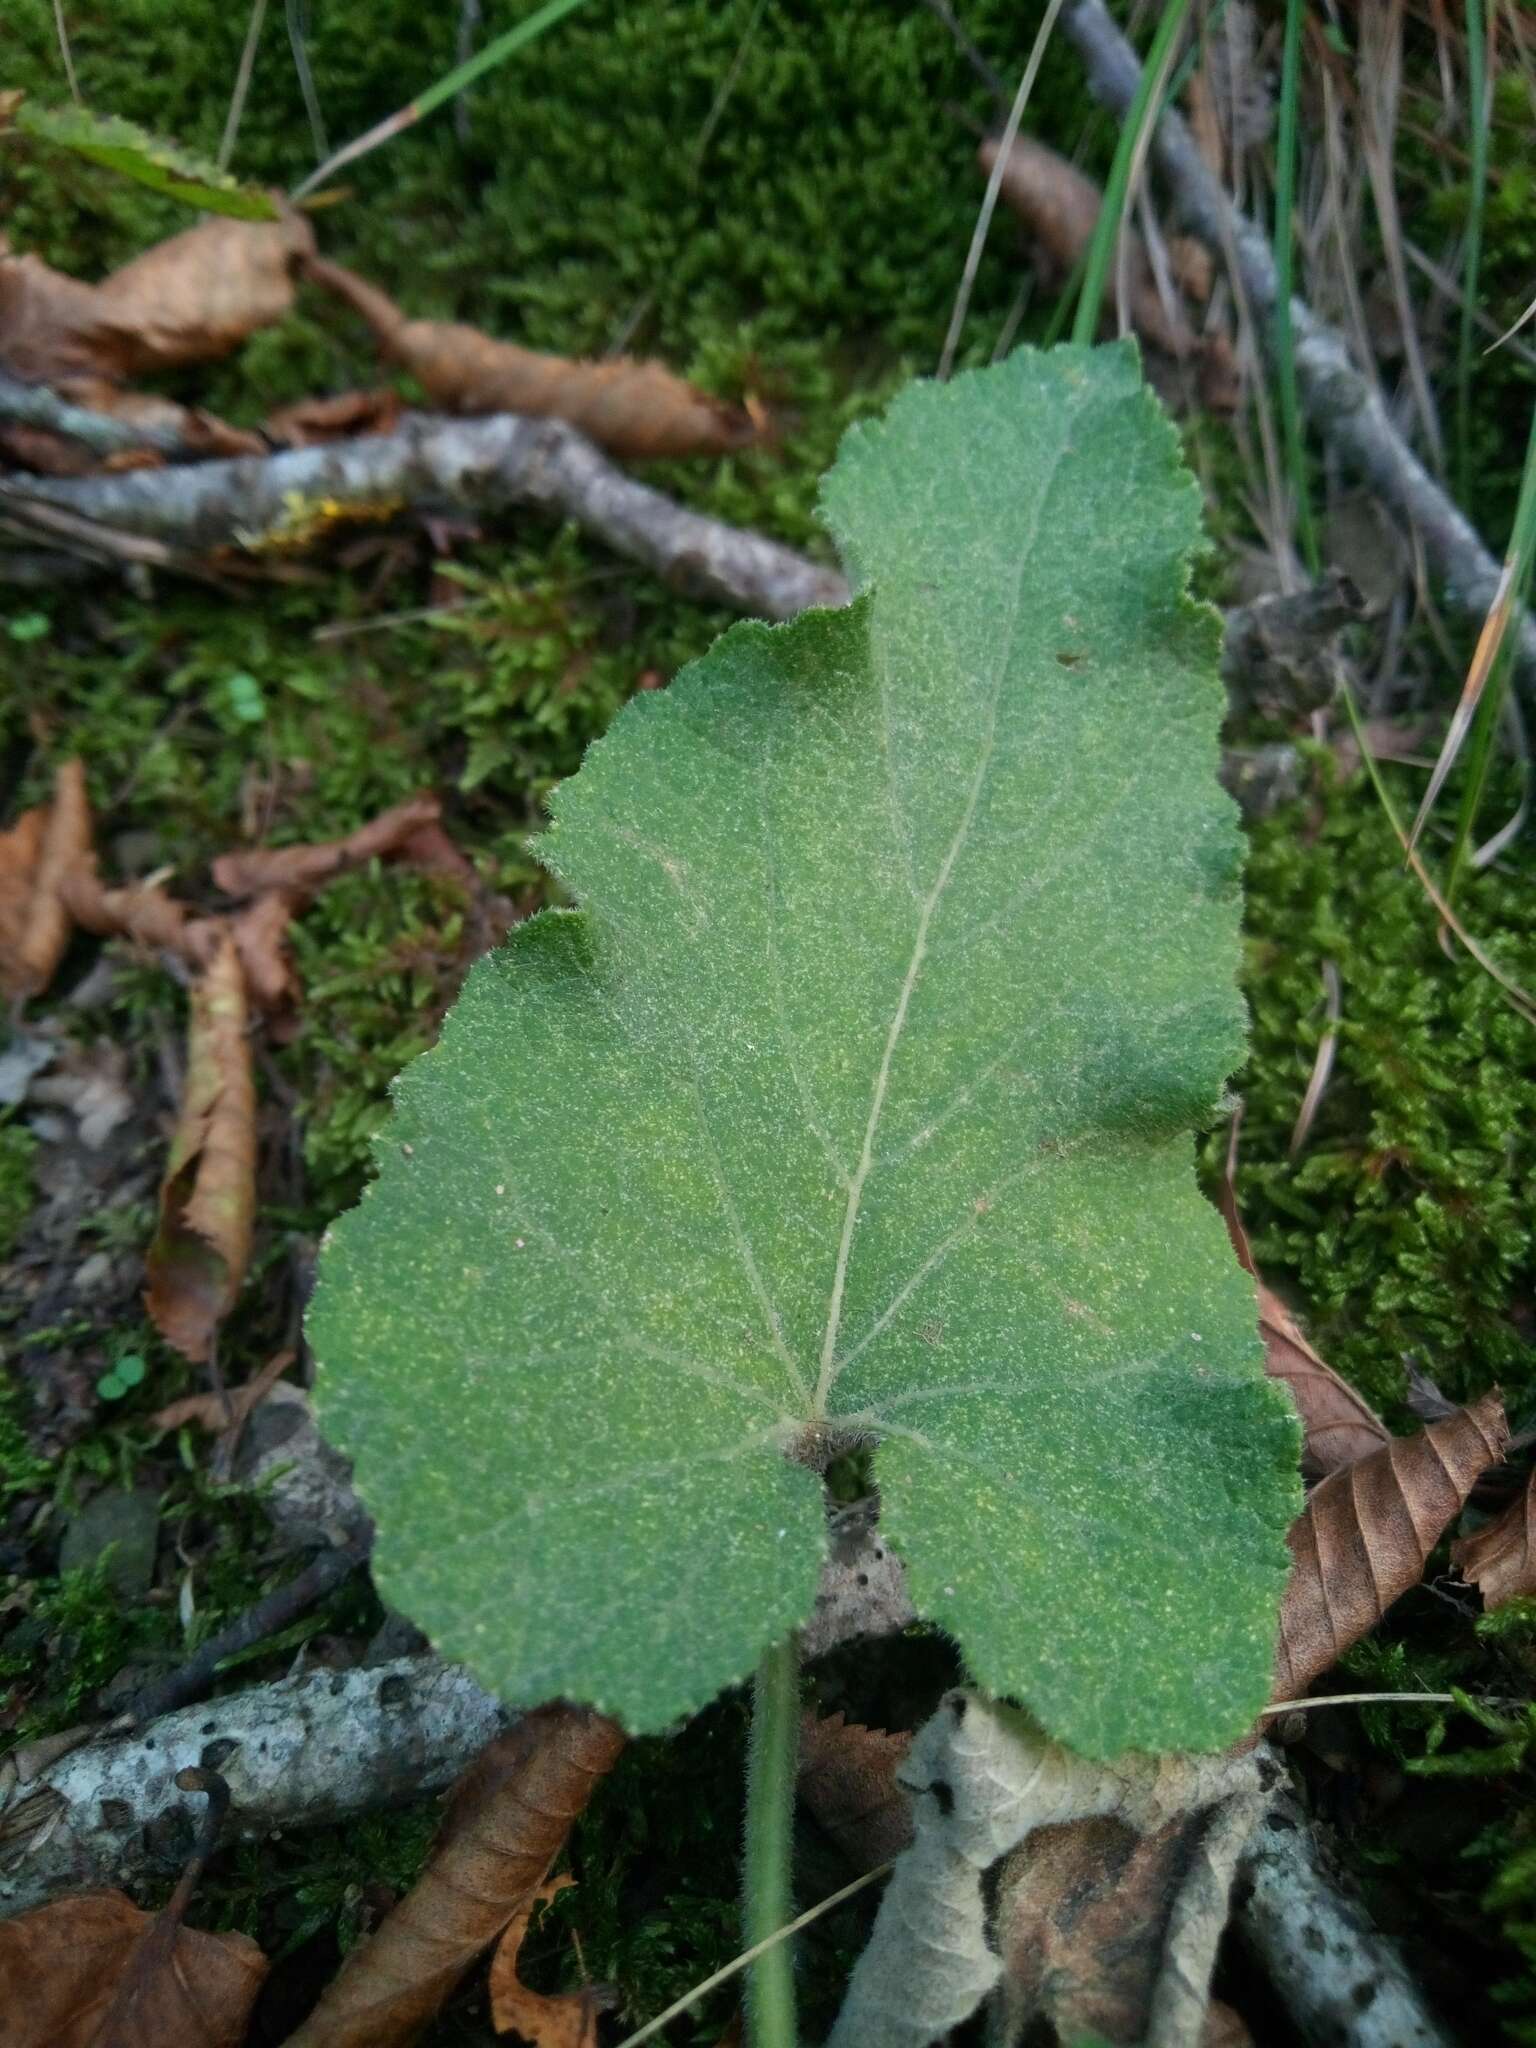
[3,1,1536,2038]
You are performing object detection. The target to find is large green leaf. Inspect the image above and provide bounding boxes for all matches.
[310,344,1299,1758]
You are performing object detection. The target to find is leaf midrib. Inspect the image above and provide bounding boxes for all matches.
[809,408,1077,1420]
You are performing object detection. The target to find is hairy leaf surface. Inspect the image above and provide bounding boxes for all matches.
[311,345,1299,1756]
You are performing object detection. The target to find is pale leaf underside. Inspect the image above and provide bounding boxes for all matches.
[311,345,1299,1758]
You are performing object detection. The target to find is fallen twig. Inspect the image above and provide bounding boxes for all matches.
[0,1504,910,1916]
[1059,0,1536,690]
[121,1530,372,1728]
[0,369,186,459]
[0,1657,513,1919]
[0,411,849,621]
[1236,1788,1454,2048]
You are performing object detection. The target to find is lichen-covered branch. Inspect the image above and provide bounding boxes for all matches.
[0,1658,512,1919]
[0,371,186,459]
[1060,0,1536,688]
[1237,1791,1454,2048]
[0,1497,911,1917]
[0,410,850,621]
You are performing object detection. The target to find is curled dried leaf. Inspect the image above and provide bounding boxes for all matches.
[145,935,257,1363]
[994,1812,1256,2048]
[211,792,449,902]
[486,1874,609,2044]
[0,1889,266,2048]
[284,1704,626,2048]
[306,257,759,461]
[264,387,403,447]
[62,868,193,958]
[1452,1468,1536,1610]
[826,1693,1261,2048]
[0,210,314,384]
[1,756,92,1000]
[1275,1390,1509,1701]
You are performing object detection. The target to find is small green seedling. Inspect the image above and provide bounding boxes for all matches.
[311,343,1299,2040]
[95,1353,146,1402]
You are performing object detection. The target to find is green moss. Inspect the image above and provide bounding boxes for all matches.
[0,1120,36,1262]
[1213,762,1536,1419]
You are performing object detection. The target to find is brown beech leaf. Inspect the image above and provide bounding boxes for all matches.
[798,1713,914,1870]
[1453,1468,1536,1609]
[285,1704,626,2048]
[211,792,450,902]
[305,257,758,461]
[264,387,403,447]
[0,210,314,384]
[1254,1279,1390,1476]
[0,1889,266,2048]
[1217,1159,1389,1475]
[1275,1390,1509,1701]
[1,755,92,1000]
[145,935,256,1362]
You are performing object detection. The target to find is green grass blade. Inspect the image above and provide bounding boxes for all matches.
[1070,0,1197,347]
[1274,0,1320,575]
[1457,0,1490,507]
[290,0,592,200]
[1410,395,1536,853]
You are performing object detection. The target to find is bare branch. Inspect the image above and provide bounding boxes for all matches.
[1059,0,1536,689]
[0,411,851,622]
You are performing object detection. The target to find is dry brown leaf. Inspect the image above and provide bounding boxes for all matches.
[60,866,299,1014]
[0,210,314,385]
[1452,1468,1536,1610]
[1254,1278,1390,1476]
[223,889,300,1011]
[0,803,46,966]
[0,1888,265,2048]
[306,257,758,461]
[798,1713,914,1869]
[1217,1155,1389,1474]
[211,792,452,901]
[994,1813,1251,2048]
[144,934,256,1362]
[487,1876,608,2044]
[151,1347,296,1435]
[285,1703,626,2048]
[2,755,92,1000]
[62,867,194,958]
[1275,1389,1509,1701]
[264,387,403,447]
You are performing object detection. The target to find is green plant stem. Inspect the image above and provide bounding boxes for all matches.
[1070,0,1196,346]
[744,1635,800,2048]
[1458,0,1489,509]
[290,0,592,199]
[1274,0,1320,576]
